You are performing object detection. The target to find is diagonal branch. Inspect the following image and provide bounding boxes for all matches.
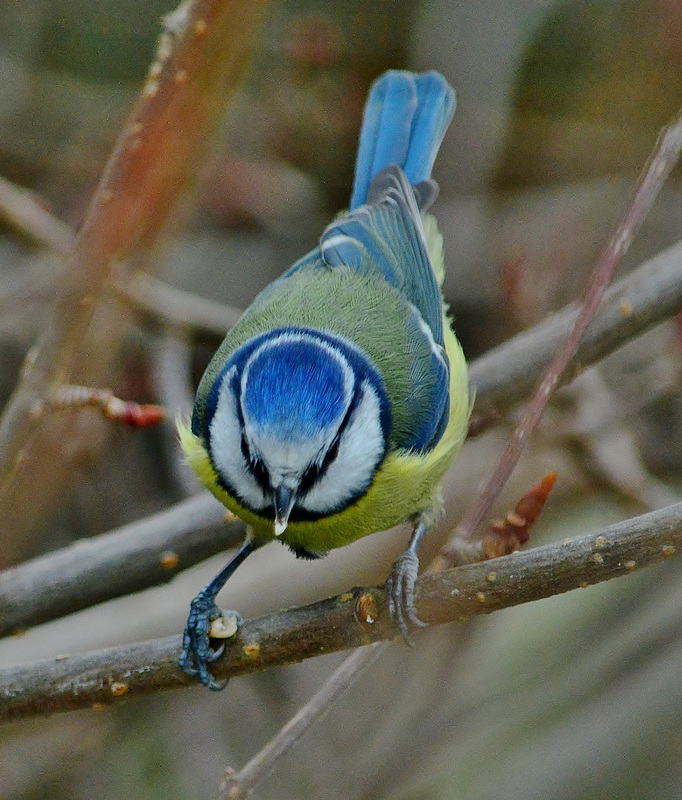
[113,271,243,335]
[440,107,682,559]
[218,642,387,800]
[1,237,682,635]
[0,495,243,636]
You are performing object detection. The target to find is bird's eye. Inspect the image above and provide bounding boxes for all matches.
[241,435,269,491]
[299,437,341,495]
[325,438,340,464]
[299,462,320,495]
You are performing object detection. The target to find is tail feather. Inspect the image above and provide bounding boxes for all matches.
[366,75,417,191]
[350,71,456,210]
[402,73,456,187]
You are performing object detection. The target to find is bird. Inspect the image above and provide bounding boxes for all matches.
[177,70,470,689]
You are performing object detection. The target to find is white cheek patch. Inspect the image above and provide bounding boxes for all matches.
[302,380,385,514]
[210,369,269,510]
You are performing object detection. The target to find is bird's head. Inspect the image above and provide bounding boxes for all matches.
[203,329,391,535]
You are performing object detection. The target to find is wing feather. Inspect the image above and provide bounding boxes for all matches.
[321,165,444,349]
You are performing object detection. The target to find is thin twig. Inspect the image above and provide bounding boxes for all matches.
[219,643,387,800]
[43,384,166,427]
[559,369,680,511]
[0,175,74,255]
[1,500,681,724]
[438,108,682,564]
[113,271,243,335]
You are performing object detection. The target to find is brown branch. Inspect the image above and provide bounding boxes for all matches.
[0,495,244,636]
[0,0,270,503]
[1,501,680,724]
[43,384,166,427]
[440,107,682,562]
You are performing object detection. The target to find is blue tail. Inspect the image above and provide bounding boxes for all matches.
[350,71,456,211]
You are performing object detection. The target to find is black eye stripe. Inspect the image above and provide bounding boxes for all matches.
[298,433,340,493]
[234,376,374,502]
[298,382,363,496]
[240,434,250,462]
[239,433,270,492]
[235,391,270,489]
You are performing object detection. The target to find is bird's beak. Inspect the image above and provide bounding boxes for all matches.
[273,484,297,537]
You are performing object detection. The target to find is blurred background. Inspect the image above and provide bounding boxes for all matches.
[2,0,682,797]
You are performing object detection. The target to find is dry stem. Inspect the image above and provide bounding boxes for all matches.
[0,0,270,513]
[438,107,682,565]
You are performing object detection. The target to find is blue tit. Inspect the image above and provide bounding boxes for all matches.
[178,70,470,689]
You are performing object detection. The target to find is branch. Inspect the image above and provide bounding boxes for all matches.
[0,495,244,636]
[219,643,387,799]
[0,0,270,503]
[43,384,166,427]
[1,236,681,635]
[470,236,682,415]
[1,501,680,723]
[0,174,74,255]
[113,271,243,336]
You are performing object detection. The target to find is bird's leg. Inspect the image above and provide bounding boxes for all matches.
[386,508,438,643]
[179,536,263,690]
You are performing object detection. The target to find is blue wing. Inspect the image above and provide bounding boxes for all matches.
[402,302,450,452]
[350,71,456,210]
[321,166,444,349]
[321,166,450,452]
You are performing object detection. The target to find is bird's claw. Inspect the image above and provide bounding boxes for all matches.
[385,548,428,644]
[179,593,242,691]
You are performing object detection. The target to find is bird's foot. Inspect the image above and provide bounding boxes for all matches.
[178,592,242,691]
[385,547,428,645]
